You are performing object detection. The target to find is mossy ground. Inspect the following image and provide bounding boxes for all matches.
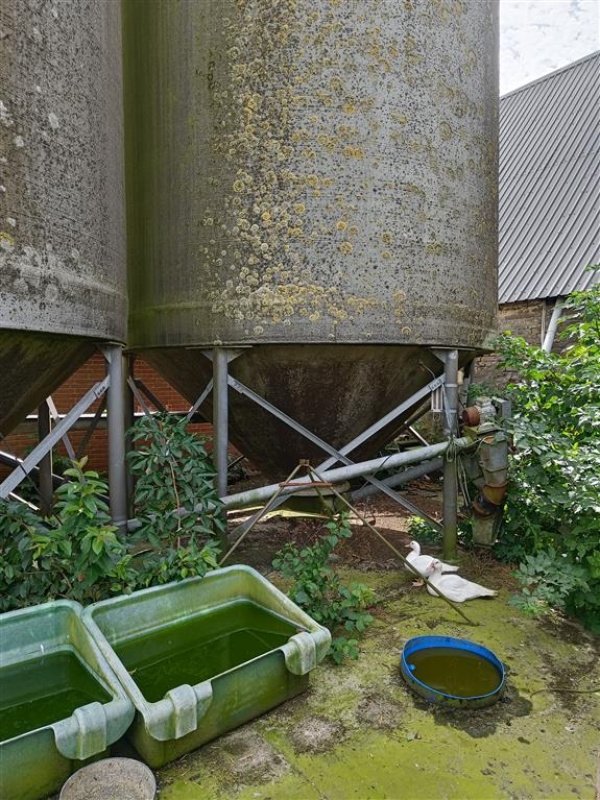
[156,561,600,799]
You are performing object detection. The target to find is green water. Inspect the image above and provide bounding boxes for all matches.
[0,649,111,741]
[408,648,501,697]
[115,601,302,703]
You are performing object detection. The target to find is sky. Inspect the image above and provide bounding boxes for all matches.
[500,0,600,94]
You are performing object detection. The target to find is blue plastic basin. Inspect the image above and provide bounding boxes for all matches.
[401,635,505,709]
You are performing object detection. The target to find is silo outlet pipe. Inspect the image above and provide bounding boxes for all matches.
[351,458,444,502]
[222,438,472,511]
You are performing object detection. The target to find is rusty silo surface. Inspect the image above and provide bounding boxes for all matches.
[125,0,498,476]
[0,0,126,436]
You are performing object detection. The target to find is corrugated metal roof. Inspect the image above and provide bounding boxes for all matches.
[499,51,600,303]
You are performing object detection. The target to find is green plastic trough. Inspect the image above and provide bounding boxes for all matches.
[0,600,134,800]
[83,565,331,768]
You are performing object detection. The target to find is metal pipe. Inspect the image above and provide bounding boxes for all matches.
[124,355,135,513]
[442,349,459,561]
[351,457,444,501]
[213,348,229,498]
[37,400,53,514]
[106,345,128,527]
[222,438,471,510]
[408,425,429,447]
[542,298,565,353]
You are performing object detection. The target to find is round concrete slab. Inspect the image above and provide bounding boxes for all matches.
[59,758,156,800]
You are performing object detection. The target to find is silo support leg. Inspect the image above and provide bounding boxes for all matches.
[37,400,53,514]
[0,377,110,500]
[433,348,459,562]
[213,348,230,499]
[225,373,442,528]
[105,345,128,528]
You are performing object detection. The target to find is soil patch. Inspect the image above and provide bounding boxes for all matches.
[289,716,345,753]
[357,692,404,730]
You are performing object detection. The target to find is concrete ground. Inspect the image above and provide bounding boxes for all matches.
[155,528,600,800]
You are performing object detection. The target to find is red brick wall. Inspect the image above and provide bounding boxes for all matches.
[0,354,215,477]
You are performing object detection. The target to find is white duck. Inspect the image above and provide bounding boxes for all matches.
[425,559,497,602]
[405,540,459,579]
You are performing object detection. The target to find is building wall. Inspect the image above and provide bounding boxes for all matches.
[474,297,563,386]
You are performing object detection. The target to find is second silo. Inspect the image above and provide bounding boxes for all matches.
[125,0,498,477]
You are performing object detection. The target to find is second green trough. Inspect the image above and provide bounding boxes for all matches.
[83,565,331,768]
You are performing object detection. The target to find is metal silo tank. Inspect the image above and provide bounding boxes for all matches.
[0,0,126,437]
[125,0,498,477]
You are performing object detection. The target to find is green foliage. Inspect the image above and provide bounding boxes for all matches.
[0,461,134,611]
[0,414,226,611]
[127,413,225,585]
[272,511,374,663]
[508,549,590,616]
[466,381,497,405]
[496,272,600,630]
[407,516,474,549]
[407,516,441,545]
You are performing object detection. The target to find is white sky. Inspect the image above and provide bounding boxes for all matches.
[500,0,600,93]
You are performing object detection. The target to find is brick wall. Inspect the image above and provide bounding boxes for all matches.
[0,353,215,478]
[473,298,563,387]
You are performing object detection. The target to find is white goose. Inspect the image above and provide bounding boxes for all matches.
[405,540,459,579]
[425,559,497,602]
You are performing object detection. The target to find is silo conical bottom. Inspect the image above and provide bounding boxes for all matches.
[143,344,446,480]
[0,332,95,438]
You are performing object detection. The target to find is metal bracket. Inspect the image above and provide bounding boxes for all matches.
[127,376,152,416]
[186,380,213,422]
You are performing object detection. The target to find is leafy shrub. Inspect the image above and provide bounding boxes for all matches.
[273,511,374,663]
[127,413,225,585]
[496,273,600,630]
[0,414,225,610]
[407,516,441,545]
[0,461,134,611]
[407,515,474,549]
[509,549,590,616]
[466,381,498,405]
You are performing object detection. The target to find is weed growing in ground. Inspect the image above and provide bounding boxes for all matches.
[273,511,374,663]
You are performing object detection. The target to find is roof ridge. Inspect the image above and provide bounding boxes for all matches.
[501,49,599,100]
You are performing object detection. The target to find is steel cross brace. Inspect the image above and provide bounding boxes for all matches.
[0,377,110,499]
[226,373,444,529]
[46,396,77,461]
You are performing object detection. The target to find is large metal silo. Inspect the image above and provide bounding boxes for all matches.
[0,0,126,437]
[125,0,498,477]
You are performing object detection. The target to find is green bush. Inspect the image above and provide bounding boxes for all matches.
[0,414,225,611]
[273,511,374,663]
[496,272,600,630]
[127,413,225,585]
[0,461,134,611]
